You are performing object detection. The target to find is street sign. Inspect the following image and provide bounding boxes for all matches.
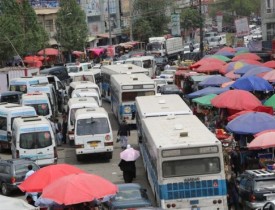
[171,14,181,37]
[235,17,249,37]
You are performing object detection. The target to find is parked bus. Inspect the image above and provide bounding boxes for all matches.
[9,77,48,93]
[0,103,37,151]
[135,94,192,139]
[74,107,113,161]
[140,114,227,209]
[71,89,101,106]
[110,74,156,124]
[101,64,149,101]
[124,56,156,79]
[68,81,101,100]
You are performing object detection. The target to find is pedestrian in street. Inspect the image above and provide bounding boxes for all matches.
[227,174,240,210]
[54,118,62,146]
[62,115,68,144]
[25,165,38,202]
[117,119,130,149]
[230,146,242,177]
[118,155,136,183]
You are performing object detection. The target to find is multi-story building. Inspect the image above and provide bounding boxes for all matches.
[261,0,275,41]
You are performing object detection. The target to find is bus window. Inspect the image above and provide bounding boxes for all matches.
[1,95,20,104]
[122,91,155,102]
[0,117,7,130]
[76,118,110,135]
[10,85,27,93]
[20,132,52,149]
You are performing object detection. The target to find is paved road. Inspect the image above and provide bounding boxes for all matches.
[2,101,155,205]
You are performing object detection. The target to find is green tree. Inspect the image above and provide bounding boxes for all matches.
[56,0,88,61]
[0,0,48,66]
[180,7,203,32]
[132,0,170,42]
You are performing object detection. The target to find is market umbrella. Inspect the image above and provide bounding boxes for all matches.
[194,62,224,73]
[24,55,44,61]
[264,94,275,109]
[227,110,255,121]
[242,67,273,77]
[192,94,217,107]
[72,51,85,57]
[225,70,241,80]
[37,48,59,56]
[226,112,275,135]
[0,195,38,210]
[234,47,249,52]
[41,173,118,205]
[237,59,262,65]
[187,86,229,99]
[210,55,231,62]
[219,61,247,74]
[248,132,275,150]
[190,58,226,68]
[234,64,260,75]
[120,147,140,161]
[221,81,235,88]
[254,129,275,137]
[19,163,86,193]
[263,60,275,69]
[211,90,262,111]
[219,46,236,53]
[231,76,273,92]
[262,70,275,82]
[215,51,235,57]
[232,53,261,62]
[198,75,231,87]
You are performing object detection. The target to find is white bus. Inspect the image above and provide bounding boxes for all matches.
[140,115,227,209]
[9,77,48,93]
[0,103,37,151]
[71,89,101,106]
[101,64,149,101]
[74,107,113,161]
[110,74,156,124]
[124,56,157,79]
[135,94,192,139]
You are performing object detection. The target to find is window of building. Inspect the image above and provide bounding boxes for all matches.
[45,19,54,32]
[267,23,275,40]
[266,0,275,13]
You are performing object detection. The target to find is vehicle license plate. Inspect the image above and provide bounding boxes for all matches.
[90,142,98,147]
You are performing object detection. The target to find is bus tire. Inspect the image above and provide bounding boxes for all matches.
[1,182,10,196]
[76,155,83,162]
[105,152,113,160]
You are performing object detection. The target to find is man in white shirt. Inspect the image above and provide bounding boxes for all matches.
[25,165,38,202]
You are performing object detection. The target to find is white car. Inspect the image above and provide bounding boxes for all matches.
[153,78,168,92]
[156,70,176,84]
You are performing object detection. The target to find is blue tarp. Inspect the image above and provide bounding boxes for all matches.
[186,86,230,99]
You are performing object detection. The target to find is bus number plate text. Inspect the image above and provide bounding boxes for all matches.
[184,177,200,182]
[90,142,98,147]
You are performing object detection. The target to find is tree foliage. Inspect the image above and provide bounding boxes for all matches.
[132,0,170,42]
[56,0,88,53]
[180,7,203,31]
[0,0,48,65]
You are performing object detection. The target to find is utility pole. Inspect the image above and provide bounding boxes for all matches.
[199,0,204,58]
[108,0,112,45]
[129,0,133,41]
[5,36,26,69]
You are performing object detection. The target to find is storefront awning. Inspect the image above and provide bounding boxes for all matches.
[97,33,116,39]
[87,36,97,42]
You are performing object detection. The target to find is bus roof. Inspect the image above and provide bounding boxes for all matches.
[142,115,220,149]
[75,107,108,119]
[72,89,99,96]
[136,94,192,118]
[101,64,148,75]
[0,103,36,112]
[111,74,154,86]
[70,81,98,89]
[125,56,155,61]
[14,116,50,129]
[68,97,98,108]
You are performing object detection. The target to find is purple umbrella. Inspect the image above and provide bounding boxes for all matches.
[242,67,273,77]
[234,64,262,75]
[231,75,273,91]
[198,75,231,87]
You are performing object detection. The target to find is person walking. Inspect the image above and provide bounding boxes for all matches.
[117,119,130,149]
[54,119,62,146]
[25,165,38,203]
[62,115,68,144]
[230,146,242,177]
[118,159,136,183]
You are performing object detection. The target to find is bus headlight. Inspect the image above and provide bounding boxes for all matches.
[124,106,131,114]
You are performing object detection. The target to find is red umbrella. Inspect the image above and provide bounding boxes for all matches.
[254,129,275,137]
[18,164,86,193]
[190,58,226,68]
[37,48,59,56]
[218,46,236,53]
[248,132,275,150]
[211,90,262,111]
[232,53,261,62]
[262,70,275,82]
[237,59,262,65]
[263,60,275,68]
[72,51,85,57]
[24,55,44,62]
[194,62,224,73]
[41,173,118,205]
[227,110,255,121]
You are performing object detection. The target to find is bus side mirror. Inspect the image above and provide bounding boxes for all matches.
[7,132,12,142]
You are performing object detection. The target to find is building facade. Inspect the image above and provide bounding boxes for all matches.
[261,0,275,41]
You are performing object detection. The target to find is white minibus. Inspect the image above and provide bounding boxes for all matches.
[74,107,113,161]
[0,103,37,151]
[68,81,101,99]
[71,89,101,106]
[21,92,52,119]
[67,97,99,145]
[11,116,57,166]
[9,76,48,93]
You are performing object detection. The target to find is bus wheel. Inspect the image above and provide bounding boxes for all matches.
[76,155,83,162]
[105,152,113,160]
[1,183,10,196]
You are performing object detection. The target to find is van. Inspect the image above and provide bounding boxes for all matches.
[0,91,22,104]
[67,97,99,145]
[40,66,71,86]
[27,84,58,118]
[71,89,102,106]
[11,116,57,166]
[9,77,48,93]
[0,103,37,151]
[68,81,101,99]
[21,92,52,119]
[74,107,113,161]
[66,62,93,78]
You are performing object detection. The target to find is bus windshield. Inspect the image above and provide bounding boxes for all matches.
[122,91,155,102]
[20,131,52,149]
[10,85,27,93]
[28,104,49,116]
[76,118,110,135]
[162,157,221,177]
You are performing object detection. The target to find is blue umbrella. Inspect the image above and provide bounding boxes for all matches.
[187,86,230,99]
[234,64,259,75]
[226,112,275,135]
[231,76,273,92]
[199,75,231,87]
[242,67,273,77]
[214,51,235,57]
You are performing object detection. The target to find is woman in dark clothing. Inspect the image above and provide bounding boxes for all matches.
[62,115,68,144]
[118,159,136,183]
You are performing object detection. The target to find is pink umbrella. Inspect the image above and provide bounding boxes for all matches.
[254,129,275,137]
[120,147,140,161]
[263,60,275,68]
[37,48,59,56]
[218,46,236,53]
[232,53,261,62]
[262,70,275,82]
[194,62,224,73]
[248,132,275,150]
[225,70,241,80]
[190,58,226,68]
